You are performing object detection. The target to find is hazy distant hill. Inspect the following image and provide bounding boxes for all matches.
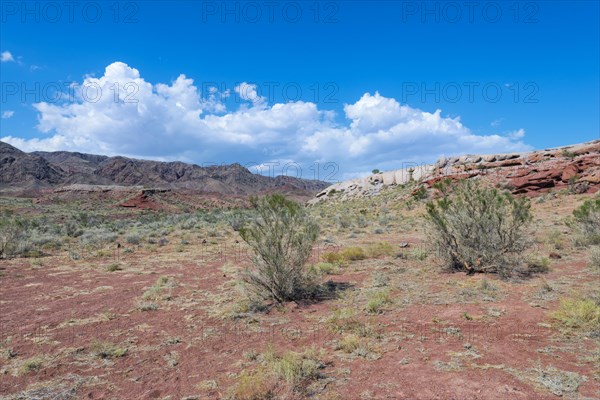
[0,141,329,198]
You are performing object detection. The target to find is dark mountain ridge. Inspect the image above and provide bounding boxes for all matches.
[0,141,329,198]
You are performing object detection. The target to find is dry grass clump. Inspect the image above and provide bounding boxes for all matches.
[322,247,366,264]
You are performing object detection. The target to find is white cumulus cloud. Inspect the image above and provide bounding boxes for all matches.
[1,111,15,119]
[1,51,15,63]
[0,62,532,179]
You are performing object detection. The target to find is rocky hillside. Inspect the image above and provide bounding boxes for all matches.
[0,142,64,187]
[0,141,329,199]
[310,140,600,204]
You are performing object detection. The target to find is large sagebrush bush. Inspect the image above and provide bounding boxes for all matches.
[572,197,600,245]
[239,194,319,303]
[425,179,533,277]
[0,217,28,258]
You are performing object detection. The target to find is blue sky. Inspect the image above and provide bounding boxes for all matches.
[1,0,598,180]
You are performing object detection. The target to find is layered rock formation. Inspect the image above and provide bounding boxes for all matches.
[310,140,600,204]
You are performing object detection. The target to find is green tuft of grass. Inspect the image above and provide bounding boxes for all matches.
[142,276,174,301]
[310,262,338,276]
[263,347,323,389]
[550,297,600,333]
[90,340,127,359]
[18,356,44,375]
[366,290,392,314]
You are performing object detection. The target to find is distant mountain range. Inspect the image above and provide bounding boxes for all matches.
[0,141,329,198]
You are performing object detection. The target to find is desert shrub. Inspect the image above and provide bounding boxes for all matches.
[227,210,248,232]
[589,246,600,272]
[572,197,600,245]
[0,216,28,258]
[180,217,198,230]
[80,228,117,246]
[412,185,428,200]
[239,195,319,303]
[334,214,352,229]
[425,179,533,277]
[64,220,83,237]
[527,255,551,274]
[126,233,141,245]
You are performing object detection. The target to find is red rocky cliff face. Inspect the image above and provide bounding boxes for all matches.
[422,141,599,196]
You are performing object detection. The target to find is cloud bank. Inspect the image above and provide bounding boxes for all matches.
[1,62,531,179]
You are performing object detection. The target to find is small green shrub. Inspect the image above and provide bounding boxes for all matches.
[561,149,577,159]
[126,233,141,245]
[412,186,428,200]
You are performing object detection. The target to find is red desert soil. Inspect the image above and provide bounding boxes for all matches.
[1,238,598,399]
